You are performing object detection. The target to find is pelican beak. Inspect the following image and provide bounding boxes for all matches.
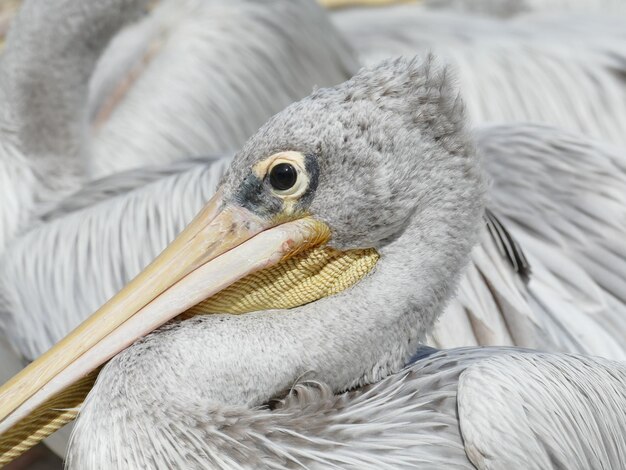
[0,188,329,440]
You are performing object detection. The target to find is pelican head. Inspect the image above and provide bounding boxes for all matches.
[0,56,485,465]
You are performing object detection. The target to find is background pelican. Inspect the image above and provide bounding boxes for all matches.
[85,0,356,177]
[1,57,624,469]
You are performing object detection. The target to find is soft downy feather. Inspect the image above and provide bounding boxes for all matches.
[67,342,626,469]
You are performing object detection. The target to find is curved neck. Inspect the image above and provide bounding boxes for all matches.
[2,0,147,160]
[228,208,479,404]
[0,0,148,247]
[110,178,484,409]
[74,183,483,467]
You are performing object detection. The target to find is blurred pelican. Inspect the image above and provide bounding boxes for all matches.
[86,0,356,177]
[0,57,624,469]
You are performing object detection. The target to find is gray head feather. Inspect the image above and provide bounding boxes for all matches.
[224,55,479,249]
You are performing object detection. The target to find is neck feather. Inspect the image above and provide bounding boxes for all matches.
[89,179,483,411]
[73,189,482,467]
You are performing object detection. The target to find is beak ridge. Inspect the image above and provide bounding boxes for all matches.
[0,188,329,453]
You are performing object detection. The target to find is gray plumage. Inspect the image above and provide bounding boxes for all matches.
[67,56,486,467]
[68,342,626,469]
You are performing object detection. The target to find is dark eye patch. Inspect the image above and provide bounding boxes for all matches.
[233,154,320,218]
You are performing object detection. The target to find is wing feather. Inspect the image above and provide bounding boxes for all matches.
[458,351,626,470]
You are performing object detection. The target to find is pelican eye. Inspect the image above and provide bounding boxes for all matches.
[269,163,297,191]
[258,152,310,199]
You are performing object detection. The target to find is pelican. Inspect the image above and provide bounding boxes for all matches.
[1,0,625,381]
[0,0,625,465]
[0,0,623,432]
[0,57,625,469]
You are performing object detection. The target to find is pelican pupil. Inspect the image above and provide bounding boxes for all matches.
[269,163,297,191]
